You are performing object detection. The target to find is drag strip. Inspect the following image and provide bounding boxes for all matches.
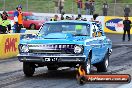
[0,46,132,88]
[0,58,18,64]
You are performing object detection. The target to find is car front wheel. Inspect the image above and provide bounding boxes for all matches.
[95,52,109,72]
[30,24,36,30]
[82,54,91,75]
[23,62,35,77]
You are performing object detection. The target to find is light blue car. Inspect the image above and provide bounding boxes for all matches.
[18,20,112,77]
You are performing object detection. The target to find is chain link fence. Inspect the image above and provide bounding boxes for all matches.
[0,0,132,16]
[108,3,132,16]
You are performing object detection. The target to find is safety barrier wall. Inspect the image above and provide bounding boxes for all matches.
[0,34,20,59]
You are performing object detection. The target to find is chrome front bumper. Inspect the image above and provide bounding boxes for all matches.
[109,49,112,56]
[17,54,86,63]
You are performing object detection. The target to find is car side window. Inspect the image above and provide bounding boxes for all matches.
[81,26,89,35]
[23,16,27,20]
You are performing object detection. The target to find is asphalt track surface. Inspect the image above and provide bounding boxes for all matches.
[0,33,132,88]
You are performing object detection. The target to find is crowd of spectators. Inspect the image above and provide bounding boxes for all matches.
[77,0,95,15]
[53,0,109,16]
[50,13,99,23]
[54,0,95,15]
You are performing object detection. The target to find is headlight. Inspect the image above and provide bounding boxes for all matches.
[38,23,42,25]
[19,44,29,53]
[74,45,83,54]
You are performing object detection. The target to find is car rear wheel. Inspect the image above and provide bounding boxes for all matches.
[30,24,36,30]
[95,51,109,72]
[82,54,91,75]
[23,62,35,77]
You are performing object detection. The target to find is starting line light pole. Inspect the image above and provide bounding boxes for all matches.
[26,0,28,11]
[3,0,5,10]
[114,0,116,16]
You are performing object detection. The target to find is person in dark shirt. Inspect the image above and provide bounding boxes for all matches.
[123,16,132,41]
[124,5,131,17]
[85,0,90,15]
[102,1,109,16]
[89,0,95,15]
[61,12,65,20]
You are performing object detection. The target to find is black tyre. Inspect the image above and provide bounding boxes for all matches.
[95,52,109,72]
[82,54,92,75]
[30,24,36,30]
[47,66,58,70]
[23,62,35,77]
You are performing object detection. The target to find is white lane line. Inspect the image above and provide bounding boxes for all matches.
[113,44,132,46]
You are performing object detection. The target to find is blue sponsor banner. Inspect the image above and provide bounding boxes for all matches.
[104,17,125,33]
[105,18,123,31]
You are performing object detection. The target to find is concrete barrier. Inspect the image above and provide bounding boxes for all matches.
[0,34,20,59]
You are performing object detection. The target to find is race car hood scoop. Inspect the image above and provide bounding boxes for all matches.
[20,33,88,44]
[73,36,88,41]
[44,33,73,39]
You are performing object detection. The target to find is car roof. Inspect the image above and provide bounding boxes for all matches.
[45,20,93,24]
[8,11,33,16]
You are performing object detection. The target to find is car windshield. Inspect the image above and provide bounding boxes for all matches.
[39,23,90,36]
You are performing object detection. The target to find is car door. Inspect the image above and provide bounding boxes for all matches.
[90,23,103,63]
[96,34,107,58]
[91,37,103,62]
[98,34,109,61]
[23,16,32,29]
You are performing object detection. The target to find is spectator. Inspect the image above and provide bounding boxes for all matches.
[124,5,131,17]
[50,15,58,21]
[71,15,75,20]
[75,14,82,20]
[77,0,83,15]
[0,11,11,34]
[85,0,90,15]
[61,12,65,20]
[91,14,99,22]
[122,16,132,41]
[65,16,71,20]
[54,0,59,13]
[58,0,65,14]
[102,1,109,16]
[82,18,87,21]
[14,5,23,33]
[89,0,95,15]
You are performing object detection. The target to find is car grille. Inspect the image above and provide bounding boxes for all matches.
[28,44,75,54]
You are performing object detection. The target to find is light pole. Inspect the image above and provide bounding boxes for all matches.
[114,0,116,16]
[26,0,28,11]
[72,0,74,14]
[3,0,5,10]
